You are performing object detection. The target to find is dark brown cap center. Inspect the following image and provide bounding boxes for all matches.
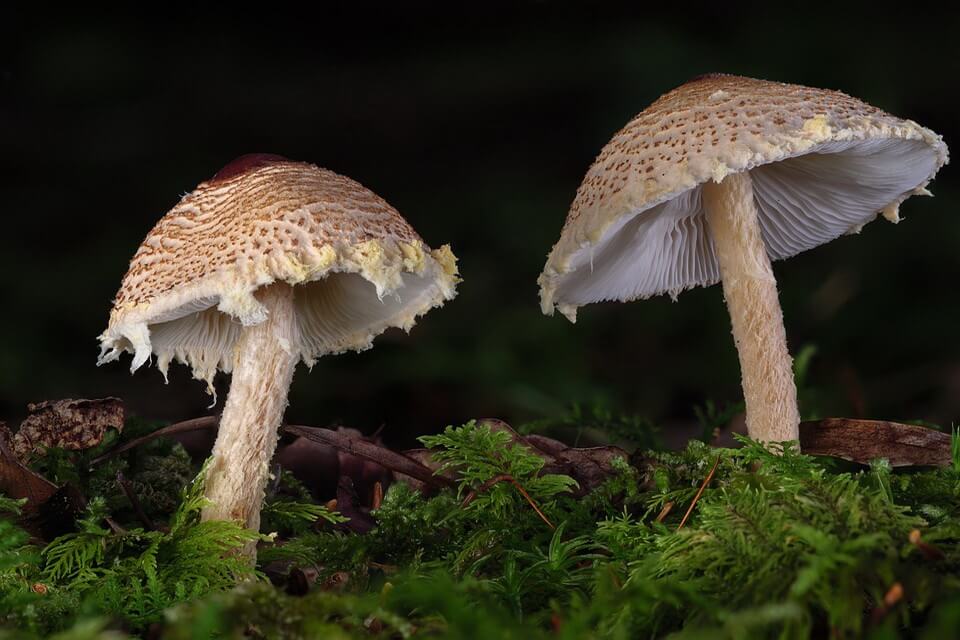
[210,153,290,183]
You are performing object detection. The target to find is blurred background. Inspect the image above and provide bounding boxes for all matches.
[2,6,958,448]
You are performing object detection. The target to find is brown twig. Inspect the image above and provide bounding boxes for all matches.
[870,582,904,625]
[655,501,674,523]
[909,529,945,561]
[461,473,555,529]
[91,416,218,464]
[116,470,159,531]
[284,425,452,489]
[678,455,720,530]
[90,417,451,490]
[104,514,126,535]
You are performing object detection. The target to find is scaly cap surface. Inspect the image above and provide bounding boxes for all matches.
[539,74,948,320]
[99,155,459,388]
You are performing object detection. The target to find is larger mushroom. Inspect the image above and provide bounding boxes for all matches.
[99,154,458,548]
[539,74,947,445]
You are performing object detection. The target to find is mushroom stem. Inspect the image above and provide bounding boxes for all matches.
[201,283,298,545]
[702,172,800,444]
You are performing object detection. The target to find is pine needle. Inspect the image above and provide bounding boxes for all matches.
[678,455,720,530]
[462,474,556,529]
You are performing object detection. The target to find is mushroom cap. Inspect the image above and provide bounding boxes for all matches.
[98,155,459,387]
[539,74,949,321]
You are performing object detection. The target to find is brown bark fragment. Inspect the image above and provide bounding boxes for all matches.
[800,418,951,467]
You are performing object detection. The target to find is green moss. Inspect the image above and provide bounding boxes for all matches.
[1,463,259,636]
[2,421,960,638]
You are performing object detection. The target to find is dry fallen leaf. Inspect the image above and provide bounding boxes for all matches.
[14,398,125,459]
[0,422,58,508]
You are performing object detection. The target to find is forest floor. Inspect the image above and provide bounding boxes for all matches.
[1,399,958,639]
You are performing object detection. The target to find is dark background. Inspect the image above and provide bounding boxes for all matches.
[2,7,958,447]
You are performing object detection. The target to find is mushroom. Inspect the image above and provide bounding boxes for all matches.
[99,154,458,550]
[539,74,948,445]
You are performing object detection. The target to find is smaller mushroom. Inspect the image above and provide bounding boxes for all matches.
[99,155,458,557]
[539,75,948,446]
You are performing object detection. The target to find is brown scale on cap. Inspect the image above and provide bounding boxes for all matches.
[564,74,888,229]
[540,73,947,315]
[112,160,424,310]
